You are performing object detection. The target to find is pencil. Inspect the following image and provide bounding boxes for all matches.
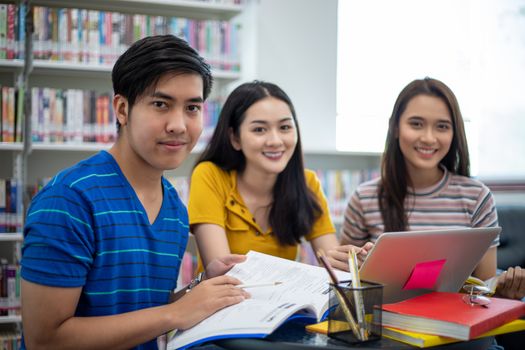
[316,249,340,284]
[317,250,363,341]
[348,250,368,340]
[237,282,283,288]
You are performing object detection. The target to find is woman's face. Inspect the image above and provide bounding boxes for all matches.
[230,97,298,176]
[397,94,454,180]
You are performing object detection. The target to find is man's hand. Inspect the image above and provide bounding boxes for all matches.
[205,254,247,279]
[495,266,525,300]
[171,275,249,330]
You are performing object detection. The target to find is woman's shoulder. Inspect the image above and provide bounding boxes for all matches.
[303,169,321,191]
[355,177,381,194]
[304,169,318,180]
[192,161,232,186]
[447,173,492,193]
[193,161,228,177]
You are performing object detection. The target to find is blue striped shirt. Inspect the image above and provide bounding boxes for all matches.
[21,151,188,350]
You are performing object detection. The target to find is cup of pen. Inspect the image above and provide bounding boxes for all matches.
[327,280,383,344]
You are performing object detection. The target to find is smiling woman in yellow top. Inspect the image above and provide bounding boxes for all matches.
[188,81,356,271]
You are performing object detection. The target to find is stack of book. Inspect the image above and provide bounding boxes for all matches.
[380,292,525,348]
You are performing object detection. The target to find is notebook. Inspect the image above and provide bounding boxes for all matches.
[359,227,501,303]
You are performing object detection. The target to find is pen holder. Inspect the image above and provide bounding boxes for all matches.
[327,281,383,344]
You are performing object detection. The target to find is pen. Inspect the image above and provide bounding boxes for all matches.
[237,282,283,288]
[317,250,363,341]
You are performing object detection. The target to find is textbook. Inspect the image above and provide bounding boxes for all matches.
[381,292,525,341]
[306,319,525,347]
[382,319,525,348]
[167,251,351,350]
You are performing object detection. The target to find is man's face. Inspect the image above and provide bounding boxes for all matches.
[116,73,204,174]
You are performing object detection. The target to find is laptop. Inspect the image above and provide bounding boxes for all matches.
[359,227,501,303]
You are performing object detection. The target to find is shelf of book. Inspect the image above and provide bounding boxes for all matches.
[0,315,21,324]
[0,59,242,81]
[0,142,111,152]
[0,233,23,242]
[0,143,21,151]
[29,0,243,20]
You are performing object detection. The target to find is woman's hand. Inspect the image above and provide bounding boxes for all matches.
[205,254,247,279]
[495,266,525,300]
[325,242,374,271]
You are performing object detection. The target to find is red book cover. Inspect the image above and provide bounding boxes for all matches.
[382,292,525,340]
[6,4,15,59]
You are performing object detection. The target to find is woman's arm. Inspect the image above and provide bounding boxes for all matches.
[193,223,232,269]
[473,246,497,281]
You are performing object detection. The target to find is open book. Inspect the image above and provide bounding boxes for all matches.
[167,250,350,350]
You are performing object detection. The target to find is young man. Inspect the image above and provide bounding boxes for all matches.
[20,35,248,350]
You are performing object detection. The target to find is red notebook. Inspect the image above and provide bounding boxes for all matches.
[381,292,525,340]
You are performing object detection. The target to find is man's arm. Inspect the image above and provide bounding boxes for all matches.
[22,274,247,350]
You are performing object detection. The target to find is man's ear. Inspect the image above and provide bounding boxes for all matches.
[113,94,129,127]
[229,127,241,151]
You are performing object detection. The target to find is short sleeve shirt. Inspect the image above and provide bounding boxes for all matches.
[21,151,188,350]
[188,162,335,262]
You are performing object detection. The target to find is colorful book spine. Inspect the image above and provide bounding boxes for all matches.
[315,168,380,223]
[0,4,242,71]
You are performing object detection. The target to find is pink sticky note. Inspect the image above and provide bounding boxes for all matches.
[402,259,446,290]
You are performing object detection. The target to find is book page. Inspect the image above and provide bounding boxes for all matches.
[167,251,351,350]
[226,250,350,317]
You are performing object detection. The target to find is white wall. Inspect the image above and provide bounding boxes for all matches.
[255,0,338,152]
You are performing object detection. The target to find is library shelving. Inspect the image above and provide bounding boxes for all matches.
[0,58,242,80]
[0,233,23,242]
[0,315,21,324]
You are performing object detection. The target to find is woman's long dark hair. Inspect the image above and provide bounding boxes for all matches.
[195,81,321,245]
[379,77,470,232]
